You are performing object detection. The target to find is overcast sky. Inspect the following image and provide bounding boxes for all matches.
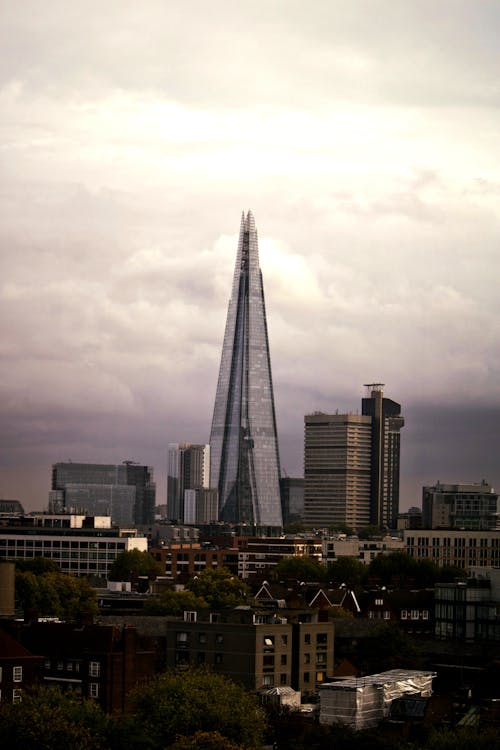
[1,1,500,513]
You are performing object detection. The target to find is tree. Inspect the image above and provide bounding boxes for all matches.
[0,685,110,750]
[186,567,250,608]
[16,558,61,575]
[273,556,326,583]
[130,667,266,749]
[167,731,247,750]
[327,557,367,587]
[15,570,97,621]
[357,525,383,540]
[107,550,161,582]
[356,622,420,674]
[143,589,207,616]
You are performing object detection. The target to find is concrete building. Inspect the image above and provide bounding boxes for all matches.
[209,212,282,530]
[165,606,334,694]
[361,385,404,529]
[304,413,372,530]
[322,534,405,565]
[403,529,500,569]
[422,480,498,530]
[304,385,404,531]
[167,443,211,523]
[0,514,148,578]
[50,462,156,526]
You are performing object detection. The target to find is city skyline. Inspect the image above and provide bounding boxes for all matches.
[1,3,500,512]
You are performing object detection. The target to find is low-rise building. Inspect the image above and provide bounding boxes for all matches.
[422,481,498,531]
[165,607,334,694]
[0,514,148,578]
[434,569,500,642]
[403,529,500,569]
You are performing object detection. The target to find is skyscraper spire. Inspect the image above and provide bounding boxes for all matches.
[210,211,282,528]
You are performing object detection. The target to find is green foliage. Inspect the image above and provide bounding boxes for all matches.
[107,549,161,582]
[185,567,250,608]
[143,588,207,616]
[356,622,420,674]
[16,558,61,574]
[15,570,97,621]
[357,525,383,539]
[0,685,110,750]
[327,557,367,587]
[130,667,266,749]
[168,730,247,750]
[422,726,500,750]
[283,521,307,534]
[273,556,326,582]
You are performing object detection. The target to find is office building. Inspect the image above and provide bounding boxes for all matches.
[304,413,372,530]
[0,514,148,577]
[422,480,499,530]
[280,477,305,525]
[50,462,156,526]
[167,443,210,523]
[209,212,282,529]
[403,529,500,569]
[361,384,404,528]
[304,385,404,531]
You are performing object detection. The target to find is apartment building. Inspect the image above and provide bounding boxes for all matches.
[165,607,334,694]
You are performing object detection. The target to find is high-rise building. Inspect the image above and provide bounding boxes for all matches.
[304,386,404,530]
[167,443,210,523]
[49,462,156,526]
[209,211,282,529]
[304,413,372,530]
[361,384,404,529]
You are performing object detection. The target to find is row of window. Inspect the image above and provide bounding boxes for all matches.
[43,660,100,676]
[0,688,22,703]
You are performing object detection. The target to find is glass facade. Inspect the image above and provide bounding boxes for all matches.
[210,212,282,527]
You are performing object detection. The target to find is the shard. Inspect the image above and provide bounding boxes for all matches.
[209,211,283,529]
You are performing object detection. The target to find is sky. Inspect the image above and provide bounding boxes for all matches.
[1,1,500,513]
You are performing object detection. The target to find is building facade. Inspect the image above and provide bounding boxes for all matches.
[0,514,148,578]
[167,444,211,523]
[209,212,282,530]
[422,480,498,530]
[280,477,305,525]
[304,386,404,531]
[361,384,404,529]
[165,607,334,694]
[304,413,372,530]
[50,462,156,526]
[403,529,500,569]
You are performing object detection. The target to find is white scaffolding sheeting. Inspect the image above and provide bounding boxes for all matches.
[319,669,435,730]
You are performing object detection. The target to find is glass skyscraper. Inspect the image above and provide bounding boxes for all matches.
[209,211,282,528]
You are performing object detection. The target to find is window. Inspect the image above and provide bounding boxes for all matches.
[89,683,99,698]
[198,633,207,644]
[375,598,383,606]
[67,662,73,672]
[12,667,22,683]
[304,634,311,645]
[89,661,100,677]
[280,655,287,666]
[44,660,50,671]
[316,671,325,683]
[303,672,310,683]
[215,654,223,664]
[197,653,206,664]
[216,633,224,644]
[57,661,64,671]
[209,613,220,623]
[303,653,310,664]
[262,675,273,687]
[184,611,197,622]
[383,611,391,620]
[264,636,274,648]
[316,633,327,645]
[411,610,419,620]
[280,634,288,646]
[280,674,287,685]
[176,632,188,643]
[12,689,22,704]
[401,610,408,620]
[422,610,429,620]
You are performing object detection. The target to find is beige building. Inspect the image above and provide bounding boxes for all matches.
[403,529,500,569]
[165,607,334,694]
